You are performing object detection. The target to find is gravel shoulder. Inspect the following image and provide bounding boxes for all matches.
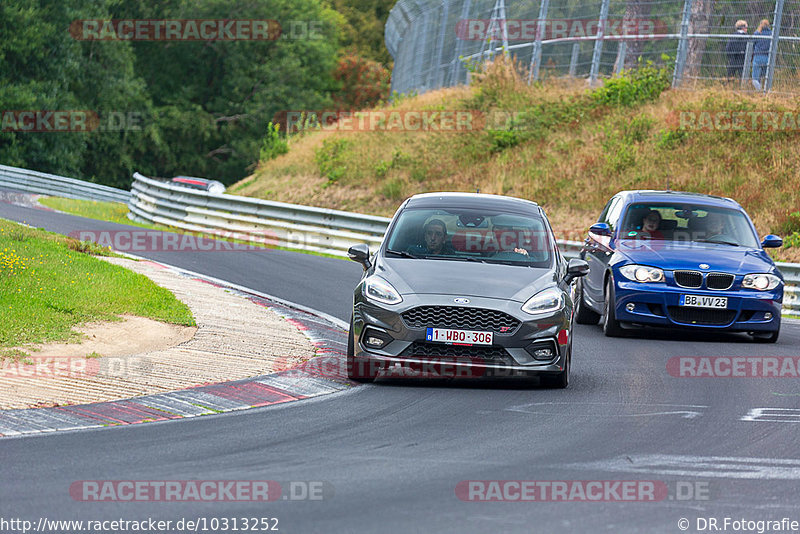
[0,257,315,409]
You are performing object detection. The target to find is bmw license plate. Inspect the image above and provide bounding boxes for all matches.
[426,328,493,346]
[679,294,728,309]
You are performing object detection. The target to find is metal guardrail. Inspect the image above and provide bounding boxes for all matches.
[128,172,390,257]
[0,164,130,204]
[128,172,800,315]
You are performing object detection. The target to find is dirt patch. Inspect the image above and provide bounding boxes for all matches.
[9,315,196,360]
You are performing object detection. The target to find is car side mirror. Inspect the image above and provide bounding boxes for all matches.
[589,222,612,237]
[761,234,783,248]
[564,258,590,284]
[348,244,371,270]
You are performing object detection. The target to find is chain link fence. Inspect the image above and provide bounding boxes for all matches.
[386,0,800,95]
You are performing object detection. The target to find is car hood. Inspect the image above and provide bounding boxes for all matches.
[376,257,558,303]
[615,240,774,273]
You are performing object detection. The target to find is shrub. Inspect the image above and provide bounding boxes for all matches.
[591,63,672,107]
[315,138,352,184]
[260,122,288,162]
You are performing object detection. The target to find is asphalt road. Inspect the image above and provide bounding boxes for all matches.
[2,199,800,534]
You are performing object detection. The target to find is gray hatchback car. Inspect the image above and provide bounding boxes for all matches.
[346,192,589,387]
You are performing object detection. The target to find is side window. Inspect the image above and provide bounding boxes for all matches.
[605,197,624,231]
[597,198,614,223]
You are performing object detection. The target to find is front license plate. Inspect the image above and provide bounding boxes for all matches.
[426,328,493,346]
[679,294,728,309]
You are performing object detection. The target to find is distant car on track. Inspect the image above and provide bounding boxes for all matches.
[171,176,226,194]
[346,192,589,387]
[576,190,784,342]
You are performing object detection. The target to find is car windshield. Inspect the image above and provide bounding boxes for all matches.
[619,203,759,248]
[384,207,554,267]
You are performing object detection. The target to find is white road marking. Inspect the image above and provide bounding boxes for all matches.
[506,402,707,419]
[741,407,800,422]
[568,454,800,480]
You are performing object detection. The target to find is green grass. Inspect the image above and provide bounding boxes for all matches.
[39,197,345,261]
[0,219,195,361]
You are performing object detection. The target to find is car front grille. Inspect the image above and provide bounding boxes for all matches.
[667,306,736,326]
[674,270,703,288]
[399,342,512,362]
[401,306,520,333]
[706,272,734,290]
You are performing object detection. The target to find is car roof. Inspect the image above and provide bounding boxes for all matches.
[616,190,742,209]
[405,192,541,214]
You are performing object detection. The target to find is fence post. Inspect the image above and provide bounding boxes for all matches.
[672,0,693,87]
[451,0,473,85]
[740,41,753,88]
[765,0,785,93]
[615,41,627,75]
[412,11,430,91]
[589,0,610,85]
[569,42,580,77]
[435,1,450,88]
[528,0,550,83]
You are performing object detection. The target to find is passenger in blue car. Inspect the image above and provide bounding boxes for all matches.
[640,210,665,240]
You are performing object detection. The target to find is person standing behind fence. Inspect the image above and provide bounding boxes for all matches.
[752,19,772,91]
[725,20,748,81]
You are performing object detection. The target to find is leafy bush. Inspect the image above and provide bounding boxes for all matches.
[777,211,800,235]
[259,122,288,162]
[591,63,672,107]
[315,138,352,184]
[333,52,391,110]
[656,128,688,149]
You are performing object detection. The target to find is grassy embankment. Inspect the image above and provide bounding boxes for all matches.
[232,57,800,263]
[0,219,195,362]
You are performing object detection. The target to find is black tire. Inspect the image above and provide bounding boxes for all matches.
[347,316,376,383]
[541,350,569,389]
[602,276,625,337]
[751,322,780,343]
[575,278,601,325]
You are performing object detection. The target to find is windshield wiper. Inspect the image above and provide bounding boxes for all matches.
[695,238,740,247]
[426,254,490,263]
[385,249,420,259]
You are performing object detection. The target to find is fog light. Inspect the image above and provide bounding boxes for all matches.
[764,312,773,320]
[525,340,559,361]
[362,327,393,350]
[626,303,635,312]
[366,337,385,348]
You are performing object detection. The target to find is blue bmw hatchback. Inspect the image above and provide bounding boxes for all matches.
[576,191,784,342]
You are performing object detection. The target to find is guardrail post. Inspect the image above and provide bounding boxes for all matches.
[740,41,753,88]
[527,0,550,83]
[589,0,610,85]
[569,42,580,77]
[672,0,693,87]
[764,0,785,93]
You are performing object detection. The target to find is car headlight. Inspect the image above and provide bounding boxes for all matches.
[742,273,781,291]
[619,264,664,283]
[363,276,403,305]
[522,287,564,316]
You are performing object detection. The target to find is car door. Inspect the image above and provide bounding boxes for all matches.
[583,196,623,305]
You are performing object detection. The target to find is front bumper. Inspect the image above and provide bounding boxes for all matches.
[612,278,782,332]
[353,292,571,378]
